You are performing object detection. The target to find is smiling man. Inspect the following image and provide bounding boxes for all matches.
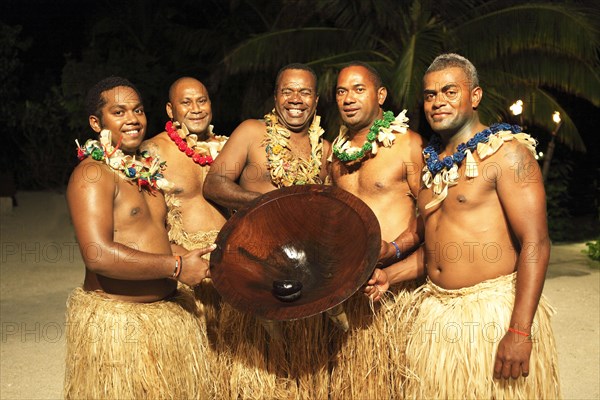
[143,77,228,245]
[64,76,215,399]
[140,77,229,398]
[203,63,330,210]
[203,63,331,398]
[406,53,561,398]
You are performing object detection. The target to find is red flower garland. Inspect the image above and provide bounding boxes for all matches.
[165,121,214,166]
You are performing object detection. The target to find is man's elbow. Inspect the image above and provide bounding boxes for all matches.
[79,242,119,275]
[202,174,219,201]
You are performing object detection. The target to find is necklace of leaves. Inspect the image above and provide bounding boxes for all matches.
[423,122,522,175]
[76,130,171,191]
[263,109,325,187]
[332,110,397,162]
[165,121,227,166]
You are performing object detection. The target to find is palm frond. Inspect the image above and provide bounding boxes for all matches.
[494,53,599,106]
[528,88,586,152]
[222,27,356,73]
[453,3,599,62]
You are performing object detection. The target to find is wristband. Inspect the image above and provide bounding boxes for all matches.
[171,255,182,279]
[391,241,401,260]
[508,327,531,339]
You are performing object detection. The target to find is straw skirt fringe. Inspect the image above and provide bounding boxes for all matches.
[63,287,208,400]
[404,273,561,399]
[169,228,223,398]
[329,280,419,399]
[217,282,418,399]
[216,304,333,399]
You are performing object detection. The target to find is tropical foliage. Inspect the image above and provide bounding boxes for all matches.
[218,0,599,149]
[5,0,599,196]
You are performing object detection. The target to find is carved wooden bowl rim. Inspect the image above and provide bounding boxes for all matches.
[210,184,381,320]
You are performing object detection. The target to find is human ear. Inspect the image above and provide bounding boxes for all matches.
[471,87,483,108]
[378,87,388,106]
[89,115,102,133]
[166,102,174,120]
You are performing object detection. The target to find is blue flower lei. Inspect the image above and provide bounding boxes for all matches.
[423,123,522,175]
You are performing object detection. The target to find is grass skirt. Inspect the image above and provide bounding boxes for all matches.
[216,281,418,399]
[64,287,208,399]
[216,304,333,399]
[404,273,561,399]
[329,280,419,399]
[168,225,222,398]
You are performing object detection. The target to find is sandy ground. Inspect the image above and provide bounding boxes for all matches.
[1,191,598,399]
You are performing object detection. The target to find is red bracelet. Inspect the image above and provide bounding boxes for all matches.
[508,327,530,338]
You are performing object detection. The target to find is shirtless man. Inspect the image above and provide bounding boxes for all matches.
[406,53,560,398]
[142,77,227,251]
[140,77,228,398]
[330,61,424,297]
[327,61,425,398]
[203,63,329,209]
[202,63,331,399]
[64,77,214,399]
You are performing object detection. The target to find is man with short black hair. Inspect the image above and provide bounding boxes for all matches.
[64,76,215,399]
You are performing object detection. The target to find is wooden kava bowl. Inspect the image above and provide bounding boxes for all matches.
[209,184,381,321]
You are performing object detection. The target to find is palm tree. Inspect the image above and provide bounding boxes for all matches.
[215,0,599,151]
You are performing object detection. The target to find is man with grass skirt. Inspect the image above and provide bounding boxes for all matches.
[64,77,215,399]
[406,53,561,398]
[141,77,229,397]
[328,61,425,398]
[203,63,332,398]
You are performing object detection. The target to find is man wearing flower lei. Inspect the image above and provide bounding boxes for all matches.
[142,77,229,250]
[203,64,332,399]
[327,61,425,399]
[140,77,229,397]
[405,54,560,399]
[64,77,216,399]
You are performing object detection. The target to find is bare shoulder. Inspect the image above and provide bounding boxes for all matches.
[394,129,425,160]
[397,128,424,146]
[489,139,540,184]
[141,132,169,156]
[497,138,536,163]
[231,119,265,138]
[224,119,266,148]
[67,158,116,201]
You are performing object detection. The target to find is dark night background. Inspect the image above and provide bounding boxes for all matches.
[1,0,599,241]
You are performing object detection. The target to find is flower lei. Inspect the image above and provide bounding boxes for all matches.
[331,110,409,162]
[422,122,537,209]
[76,130,173,192]
[263,109,325,187]
[165,121,228,166]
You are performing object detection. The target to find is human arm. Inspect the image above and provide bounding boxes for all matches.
[492,142,550,379]
[203,120,263,210]
[364,246,425,301]
[378,214,423,266]
[379,130,425,265]
[66,161,214,286]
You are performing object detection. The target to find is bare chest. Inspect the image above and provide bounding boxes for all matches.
[165,156,208,197]
[332,153,407,195]
[113,180,166,229]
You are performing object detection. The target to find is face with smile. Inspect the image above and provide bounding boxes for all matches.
[423,67,482,136]
[89,86,146,154]
[167,78,212,137]
[274,69,318,133]
[336,65,387,134]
